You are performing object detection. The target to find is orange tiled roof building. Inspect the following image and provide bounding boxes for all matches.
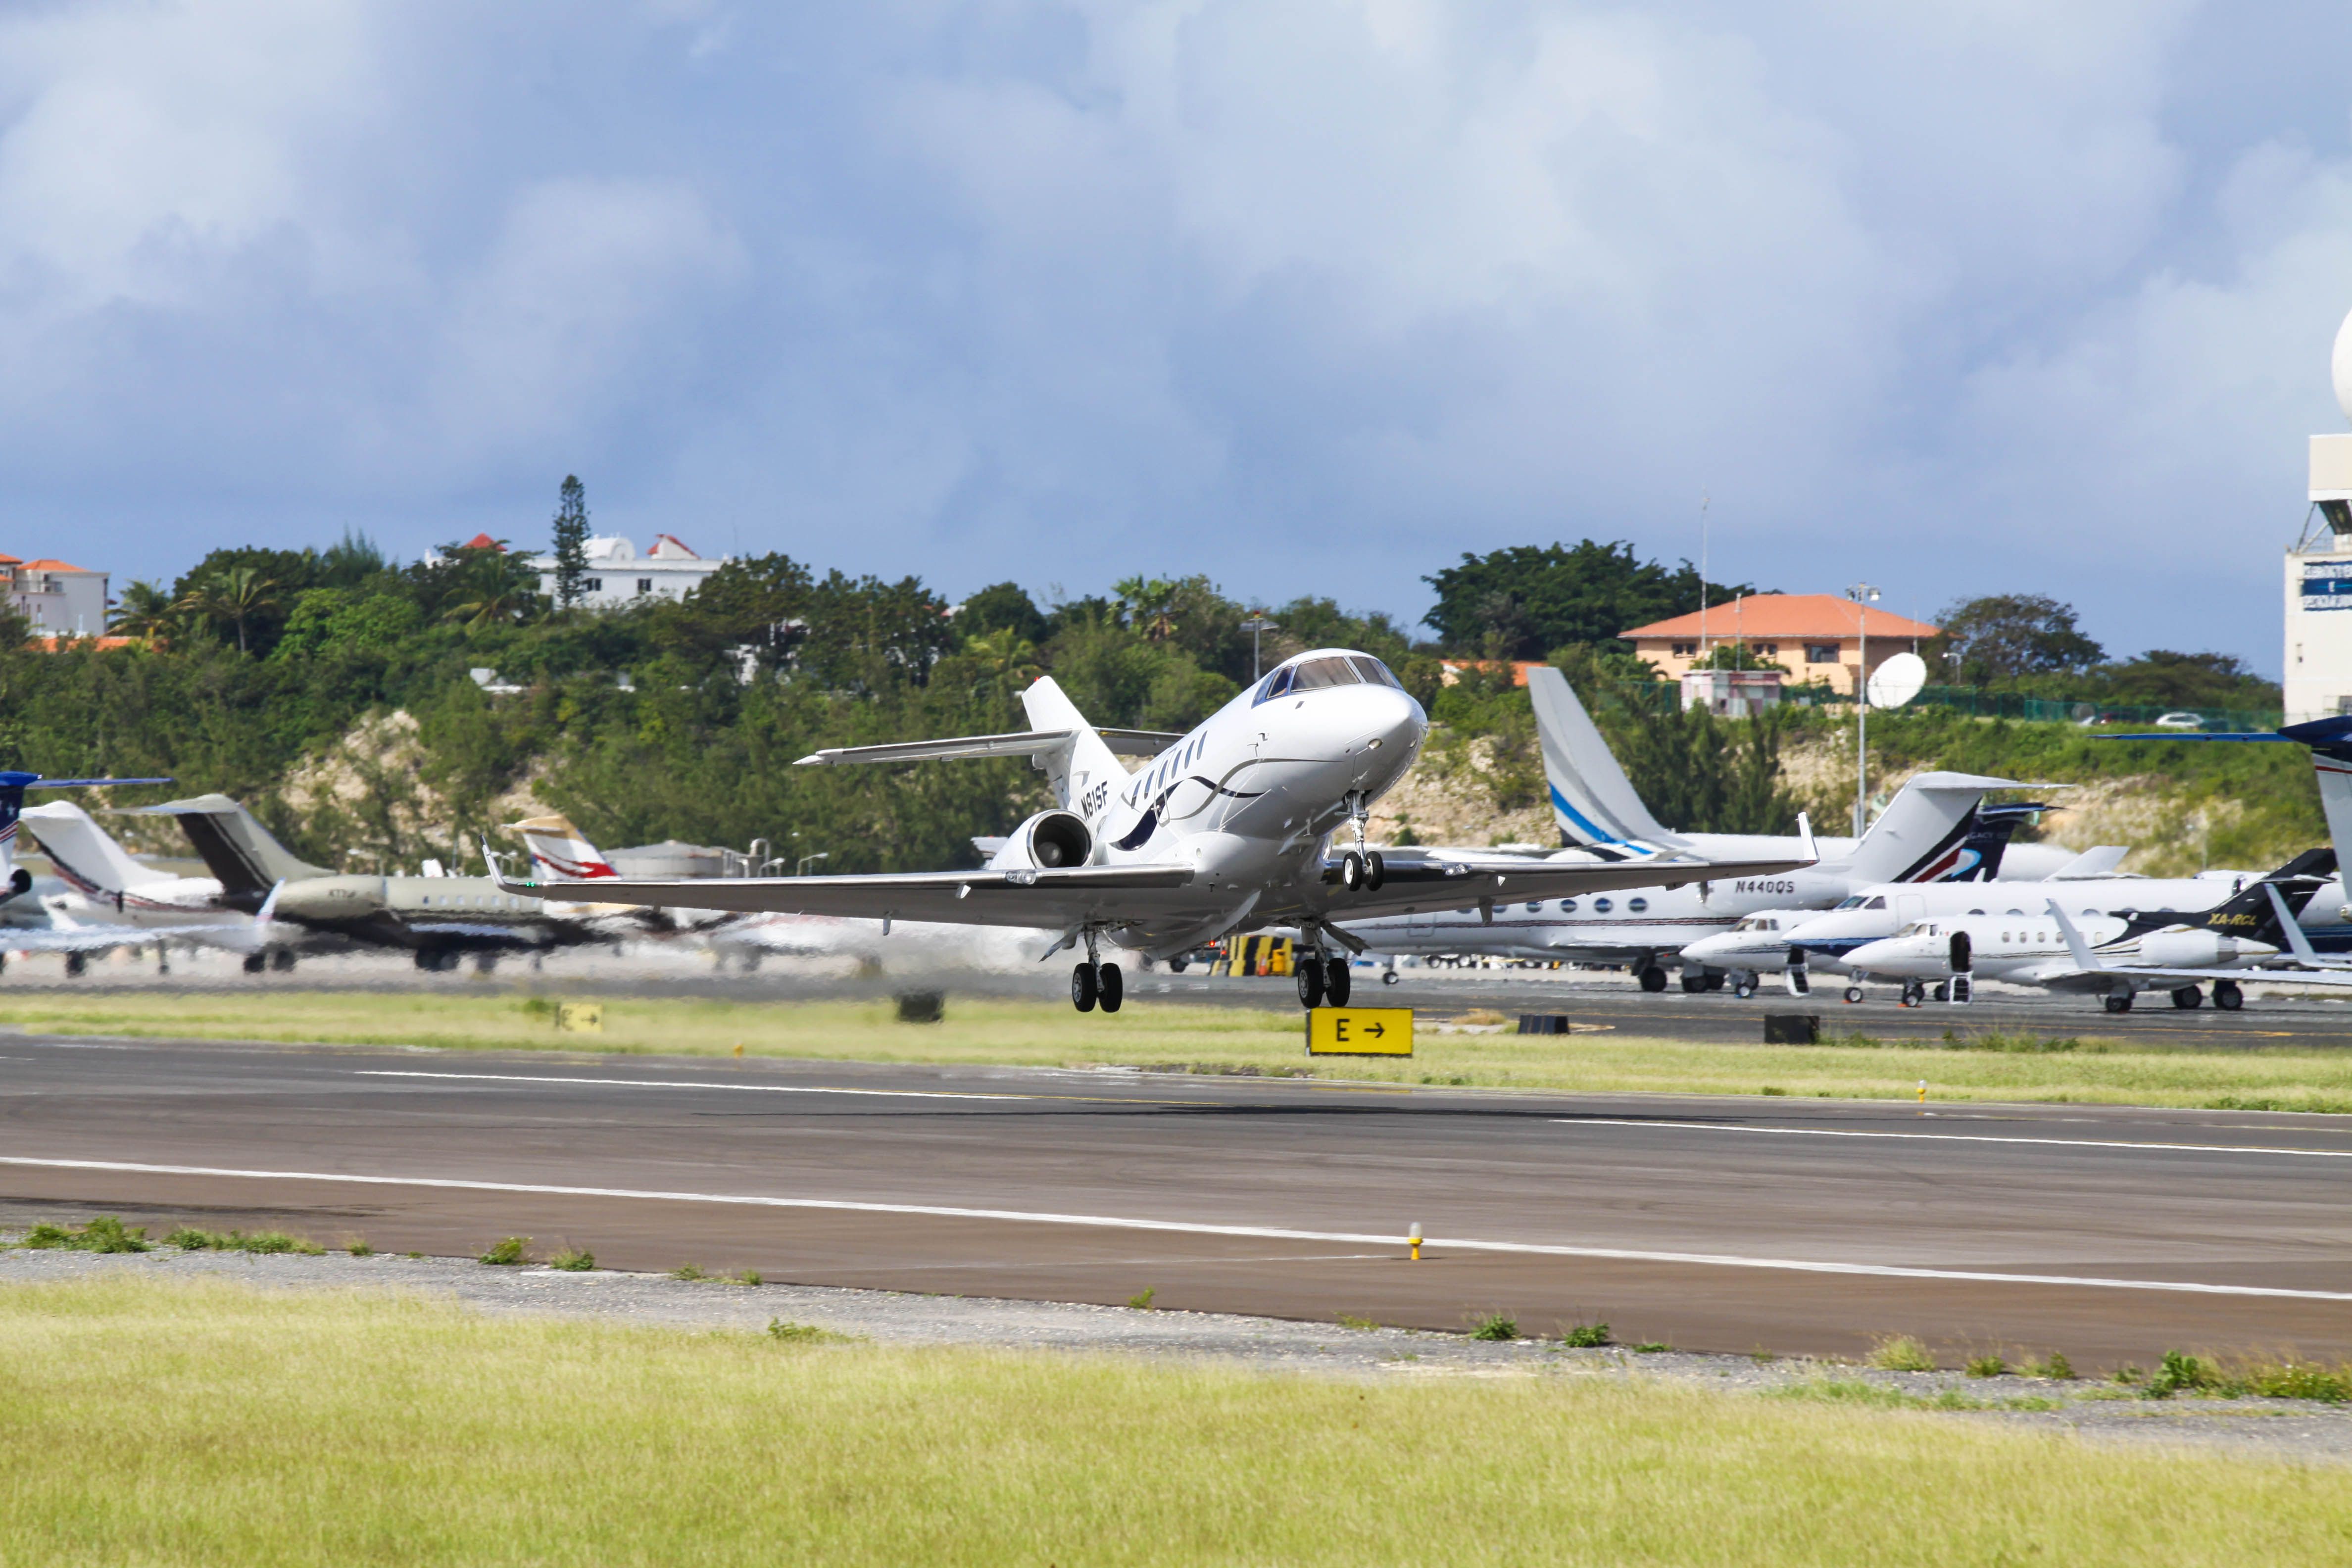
[1619,593,1939,698]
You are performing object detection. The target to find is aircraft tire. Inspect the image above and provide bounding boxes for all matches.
[2213,980,2244,1011]
[1295,959,1325,1009]
[1382,969,1400,985]
[244,953,267,975]
[1680,971,1709,993]
[1365,851,1386,891]
[1325,961,1352,1007]
[1340,852,1364,891]
[2103,992,2133,1014]
[1844,985,1865,1004]
[1731,975,1757,1000]
[1098,962,1124,1014]
[2171,984,2202,1010]
[1637,966,1668,993]
[271,949,296,973]
[1071,963,1098,1013]
[65,952,85,978]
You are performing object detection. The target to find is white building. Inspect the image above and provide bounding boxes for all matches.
[2285,310,2352,723]
[0,555,109,638]
[527,535,725,609]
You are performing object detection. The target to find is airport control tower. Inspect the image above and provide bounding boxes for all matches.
[2285,308,2352,723]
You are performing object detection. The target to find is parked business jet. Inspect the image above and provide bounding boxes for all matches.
[1526,667,2084,881]
[127,794,642,972]
[506,814,1047,971]
[488,652,1819,1013]
[1839,852,2334,1011]
[1337,783,2037,993]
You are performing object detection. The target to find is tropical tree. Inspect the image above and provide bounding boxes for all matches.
[550,475,591,611]
[108,580,179,644]
[436,540,544,629]
[176,567,284,654]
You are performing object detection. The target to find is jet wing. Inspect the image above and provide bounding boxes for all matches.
[796,728,1180,767]
[1325,852,1819,921]
[486,861,1199,931]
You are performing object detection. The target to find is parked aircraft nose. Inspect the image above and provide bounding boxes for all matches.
[1678,932,1740,965]
[1840,935,1935,977]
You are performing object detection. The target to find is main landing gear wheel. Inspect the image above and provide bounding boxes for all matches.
[2213,979,2244,1011]
[1324,961,1352,1007]
[1680,971,1710,993]
[1296,958,1325,1009]
[244,953,268,975]
[1638,966,1668,993]
[1364,851,1385,891]
[1097,962,1124,1014]
[1900,980,1926,1008]
[1071,962,1098,1013]
[2171,983,2203,1010]
[2103,991,2134,1014]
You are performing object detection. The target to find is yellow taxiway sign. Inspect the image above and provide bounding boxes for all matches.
[1306,1007,1413,1057]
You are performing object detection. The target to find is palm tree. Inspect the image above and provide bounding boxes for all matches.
[965,627,1042,699]
[177,567,282,654]
[108,580,178,645]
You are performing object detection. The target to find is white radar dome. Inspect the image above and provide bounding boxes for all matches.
[2333,305,2352,425]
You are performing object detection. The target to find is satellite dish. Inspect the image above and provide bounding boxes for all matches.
[1866,651,1926,709]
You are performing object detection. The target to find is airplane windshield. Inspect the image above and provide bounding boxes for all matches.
[1862,896,1886,909]
[1833,896,1863,910]
[1290,657,1362,690]
[1348,656,1402,688]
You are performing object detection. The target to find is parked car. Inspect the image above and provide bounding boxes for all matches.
[2153,711,2205,730]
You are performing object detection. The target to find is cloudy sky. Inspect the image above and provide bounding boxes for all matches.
[3,1,2349,669]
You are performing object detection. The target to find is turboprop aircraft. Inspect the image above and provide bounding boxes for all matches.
[485,651,1820,1013]
[1838,852,2334,1011]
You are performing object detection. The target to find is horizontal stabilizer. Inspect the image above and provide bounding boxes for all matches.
[2048,846,2129,880]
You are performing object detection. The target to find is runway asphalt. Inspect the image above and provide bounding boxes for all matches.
[6,1030,2352,1368]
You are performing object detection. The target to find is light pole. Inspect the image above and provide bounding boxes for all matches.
[1242,614,1274,681]
[797,852,829,877]
[1847,582,1880,836]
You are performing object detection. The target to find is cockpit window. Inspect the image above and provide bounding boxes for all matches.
[1290,656,1362,690]
[1348,656,1402,689]
[1254,666,1295,704]
[1833,896,1863,910]
[1862,896,1886,910]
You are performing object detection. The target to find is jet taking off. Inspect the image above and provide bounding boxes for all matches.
[488,650,1820,1013]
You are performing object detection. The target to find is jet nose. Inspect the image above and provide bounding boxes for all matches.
[1679,933,1732,963]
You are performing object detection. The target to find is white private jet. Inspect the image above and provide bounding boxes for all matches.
[1835,852,2335,1011]
[486,650,1819,1013]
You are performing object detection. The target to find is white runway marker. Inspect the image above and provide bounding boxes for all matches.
[355,1069,1196,1105]
[4,1154,2350,1303]
[1563,1119,2352,1160]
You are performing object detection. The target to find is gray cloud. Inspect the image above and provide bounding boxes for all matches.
[0,0,2343,668]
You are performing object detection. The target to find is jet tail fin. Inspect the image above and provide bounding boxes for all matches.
[1524,666,1682,855]
[1019,676,1128,817]
[18,801,173,896]
[2048,845,2129,880]
[119,794,332,901]
[508,814,617,881]
[1837,773,2031,884]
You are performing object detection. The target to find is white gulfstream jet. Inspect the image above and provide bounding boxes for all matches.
[486,651,1819,1014]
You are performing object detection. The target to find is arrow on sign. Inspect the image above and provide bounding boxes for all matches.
[1364,1022,1385,1038]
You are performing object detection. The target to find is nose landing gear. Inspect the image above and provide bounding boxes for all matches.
[1337,793,1386,892]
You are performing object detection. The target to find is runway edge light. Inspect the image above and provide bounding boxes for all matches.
[1305,1007,1413,1057]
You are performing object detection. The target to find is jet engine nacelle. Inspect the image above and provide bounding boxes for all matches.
[2136,929,2256,968]
[989,811,1094,871]
[1,868,29,900]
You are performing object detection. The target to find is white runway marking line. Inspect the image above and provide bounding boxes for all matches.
[1564,1118,2352,1160]
[5,1154,2350,1304]
[353,1070,1202,1106]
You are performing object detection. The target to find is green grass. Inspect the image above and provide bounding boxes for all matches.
[546,1247,594,1273]
[1,1278,2348,1566]
[1869,1335,1938,1373]
[14,991,2352,1111]
[164,1226,326,1257]
[477,1236,529,1267]
[21,1216,150,1254]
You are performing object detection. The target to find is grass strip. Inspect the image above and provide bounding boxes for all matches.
[0,1277,2347,1566]
[13,992,2352,1110]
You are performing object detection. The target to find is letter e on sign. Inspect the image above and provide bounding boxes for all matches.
[1306,1008,1413,1057]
